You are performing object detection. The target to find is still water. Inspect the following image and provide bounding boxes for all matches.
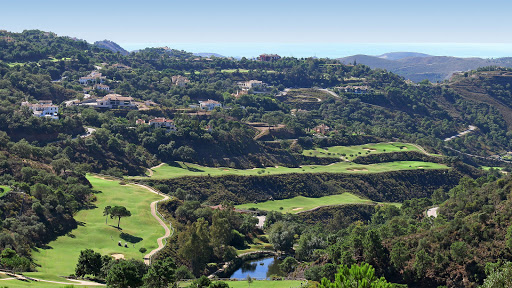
[229,257,285,280]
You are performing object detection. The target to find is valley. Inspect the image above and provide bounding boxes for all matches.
[0,28,511,288]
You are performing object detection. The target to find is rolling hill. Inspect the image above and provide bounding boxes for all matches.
[338,53,512,82]
[93,39,129,55]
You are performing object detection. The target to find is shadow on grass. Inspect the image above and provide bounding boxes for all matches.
[169,161,204,172]
[120,232,143,243]
[109,225,122,230]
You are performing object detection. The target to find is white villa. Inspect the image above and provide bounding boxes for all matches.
[94,84,110,91]
[341,85,369,94]
[199,99,222,111]
[148,118,176,131]
[238,80,267,90]
[21,100,59,119]
[96,94,136,109]
[79,72,106,85]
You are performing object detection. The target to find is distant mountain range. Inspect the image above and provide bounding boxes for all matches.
[338,53,512,82]
[193,52,226,58]
[93,40,129,56]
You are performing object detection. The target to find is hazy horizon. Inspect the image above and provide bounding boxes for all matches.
[119,42,512,59]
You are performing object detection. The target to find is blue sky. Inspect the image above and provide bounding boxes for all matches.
[1,0,511,44]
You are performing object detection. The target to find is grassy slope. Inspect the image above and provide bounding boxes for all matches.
[0,185,11,197]
[235,193,379,214]
[0,279,83,287]
[302,142,420,160]
[26,175,163,281]
[0,279,305,288]
[138,160,447,180]
[221,280,306,288]
[178,280,306,288]
[235,236,273,255]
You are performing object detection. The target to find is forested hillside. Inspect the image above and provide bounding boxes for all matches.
[1,29,512,287]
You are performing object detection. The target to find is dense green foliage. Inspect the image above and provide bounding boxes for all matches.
[2,29,512,288]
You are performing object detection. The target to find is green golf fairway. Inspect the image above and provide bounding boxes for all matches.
[303,142,421,160]
[26,175,163,281]
[137,160,447,180]
[236,193,398,214]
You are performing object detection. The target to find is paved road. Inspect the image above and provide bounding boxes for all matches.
[444,125,477,141]
[146,163,165,177]
[0,271,104,286]
[80,127,96,139]
[318,88,338,97]
[134,183,172,265]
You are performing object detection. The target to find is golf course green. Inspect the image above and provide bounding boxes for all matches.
[235,193,398,214]
[137,160,447,180]
[303,142,421,160]
[25,175,164,282]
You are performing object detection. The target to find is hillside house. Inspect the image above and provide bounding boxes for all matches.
[21,100,59,119]
[94,84,110,91]
[111,64,131,70]
[258,54,281,62]
[232,89,248,98]
[171,75,190,87]
[238,80,267,90]
[79,71,106,85]
[314,124,330,135]
[199,99,222,111]
[148,118,176,131]
[96,94,136,109]
[342,85,369,94]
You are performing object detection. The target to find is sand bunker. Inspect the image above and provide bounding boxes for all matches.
[363,148,377,151]
[418,166,424,169]
[292,207,304,211]
[111,254,125,259]
[347,168,369,171]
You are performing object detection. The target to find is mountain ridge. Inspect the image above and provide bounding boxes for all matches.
[338,53,512,82]
[93,39,129,55]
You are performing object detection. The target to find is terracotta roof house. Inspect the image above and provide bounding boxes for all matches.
[148,117,176,131]
[238,80,267,90]
[171,75,190,87]
[314,124,330,135]
[79,71,106,85]
[21,100,59,119]
[96,94,136,109]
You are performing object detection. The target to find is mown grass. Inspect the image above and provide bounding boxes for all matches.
[134,160,447,180]
[26,175,163,281]
[235,236,273,255]
[221,69,250,73]
[481,166,503,170]
[178,280,306,288]
[235,193,399,214]
[303,142,420,161]
[0,185,11,197]
[0,278,82,287]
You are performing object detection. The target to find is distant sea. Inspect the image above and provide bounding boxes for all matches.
[119,43,512,59]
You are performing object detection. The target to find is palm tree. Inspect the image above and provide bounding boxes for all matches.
[103,206,111,224]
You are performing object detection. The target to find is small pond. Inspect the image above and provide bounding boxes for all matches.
[229,256,285,280]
